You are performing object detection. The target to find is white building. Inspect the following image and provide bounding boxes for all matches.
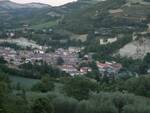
[100,37,117,45]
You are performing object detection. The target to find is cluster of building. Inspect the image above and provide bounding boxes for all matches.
[0,45,123,77]
[59,65,92,76]
[0,47,93,76]
[96,61,123,78]
[0,47,80,65]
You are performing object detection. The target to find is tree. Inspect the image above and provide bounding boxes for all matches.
[144,53,150,64]
[31,76,54,92]
[16,82,21,90]
[124,76,150,97]
[63,77,97,100]
[52,96,78,113]
[56,57,64,65]
[139,53,150,74]
[5,95,30,113]
[0,82,8,113]
[123,104,150,113]
[0,72,10,113]
[31,97,54,113]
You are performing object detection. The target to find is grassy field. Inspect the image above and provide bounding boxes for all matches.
[10,75,64,100]
[31,20,58,30]
[9,75,39,90]
[9,75,63,92]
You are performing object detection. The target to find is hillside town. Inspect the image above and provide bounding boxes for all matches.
[0,46,123,76]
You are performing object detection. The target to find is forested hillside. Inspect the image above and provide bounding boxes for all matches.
[0,0,150,113]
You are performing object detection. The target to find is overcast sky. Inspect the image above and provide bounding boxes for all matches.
[11,0,77,6]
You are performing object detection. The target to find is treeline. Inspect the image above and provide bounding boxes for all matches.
[0,62,69,79]
[63,76,150,99]
[33,76,150,99]
[1,68,150,113]
[1,78,150,113]
[19,62,69,78]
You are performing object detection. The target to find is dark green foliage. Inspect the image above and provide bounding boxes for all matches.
[46,92,150,113]
[123,104,150,113]
[0,82,8,113]
[32,76,54,92]
[124,76,150,97]
[19,62,69,78]
[75,92,150,113]
[144,53,150,65]
[0,62,69,79]
[137,53,150,74]
[52,96,78,113]
[114,53,150,75]
[63,77,97,100]
[0,64,39,79]
[4,94,29,113]
[115,57,142,73]
[0,71,10,113]
[31,97,54,113]
[95,75,150,98]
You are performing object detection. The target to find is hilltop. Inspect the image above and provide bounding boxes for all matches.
[0,0,50,10]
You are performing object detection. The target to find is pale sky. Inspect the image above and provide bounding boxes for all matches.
[10,0,77,6]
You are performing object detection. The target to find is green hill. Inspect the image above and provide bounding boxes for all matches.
[60,0,149,34]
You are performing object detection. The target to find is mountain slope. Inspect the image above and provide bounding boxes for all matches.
[55,0,104,14]
[0,0,58,29]
[60,0,127,33]
[0,0,104,30]
[0,0,50,10]
[59,0,149,34]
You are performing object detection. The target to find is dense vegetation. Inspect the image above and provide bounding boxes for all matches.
[0,72,150,113]
[60,0,148,34]
[31,76,55,92]
[0,62,69,79]
[0,0,150,112]
[0,52,150,112]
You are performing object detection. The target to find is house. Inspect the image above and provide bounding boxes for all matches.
[34,49,44,54]
[59,65,79,76]
[6,32,15,38]
[96,61,123,76]
[80,67,92,75]
[68,47,81,53]
[97,62,111,72]
[110,62,123,72]
[100,37,117,45]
